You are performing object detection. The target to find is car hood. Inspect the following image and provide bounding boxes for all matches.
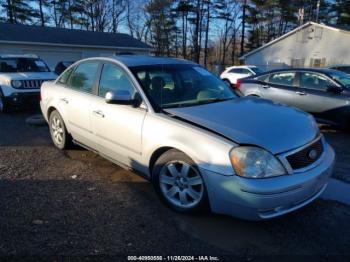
[164,98,319,154]
[0,72,57,81]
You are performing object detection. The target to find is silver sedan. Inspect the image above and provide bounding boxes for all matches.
[40,56,335,220]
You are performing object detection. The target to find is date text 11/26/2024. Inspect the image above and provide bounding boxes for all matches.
[127,256,220,261]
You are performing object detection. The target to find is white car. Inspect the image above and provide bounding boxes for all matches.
[0,54,57,112]
[220,65,263,85]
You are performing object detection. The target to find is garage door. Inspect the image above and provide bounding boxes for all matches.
[22,49,82,70]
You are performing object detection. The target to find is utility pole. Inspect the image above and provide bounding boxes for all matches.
[316,0,320,23]
[240,0,247,57]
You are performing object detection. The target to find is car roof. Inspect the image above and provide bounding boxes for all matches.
[226,65,257,69]
[327,64,350,68]
[109,55,196,67]
[0,54,39,59]
[257,67,339,76]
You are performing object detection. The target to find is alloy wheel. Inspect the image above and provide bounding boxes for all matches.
[51,115,64,145]
[159,161,204,209]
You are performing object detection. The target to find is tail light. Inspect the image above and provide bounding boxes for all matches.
[235,79,241,89]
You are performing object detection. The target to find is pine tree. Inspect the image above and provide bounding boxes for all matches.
[1,0,39,24]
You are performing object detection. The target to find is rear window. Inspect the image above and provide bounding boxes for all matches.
[0,58,50,72]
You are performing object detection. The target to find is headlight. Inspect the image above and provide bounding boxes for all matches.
[230,146,286,178]
[11,80,22,88]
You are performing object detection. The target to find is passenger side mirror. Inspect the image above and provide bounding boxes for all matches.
[105,90,141,107]
[326,85,343,94]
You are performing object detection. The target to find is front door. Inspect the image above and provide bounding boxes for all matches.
[296,71,349,123]
[91,63,146,167]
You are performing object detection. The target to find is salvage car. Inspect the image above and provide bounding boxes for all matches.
[40,56,335,220]
[0,54,56,112]
[238,68,350,128]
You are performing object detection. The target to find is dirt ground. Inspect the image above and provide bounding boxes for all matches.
[0,112,350,260]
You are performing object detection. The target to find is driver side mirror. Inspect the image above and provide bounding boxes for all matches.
[105,90,141,107]
[326,85,343,94]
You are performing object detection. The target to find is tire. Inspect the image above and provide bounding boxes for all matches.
[0,96,10,113]
[49,110,71,149]
[152,149,208,213]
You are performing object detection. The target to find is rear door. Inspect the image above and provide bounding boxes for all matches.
[260,71,300,107]
[63,61,100,148]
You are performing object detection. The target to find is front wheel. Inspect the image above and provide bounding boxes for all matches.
[49,110,71,149]
[152,149,208,213]
[0,96,10,113]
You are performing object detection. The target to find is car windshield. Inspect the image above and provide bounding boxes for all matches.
[250,67,264,74]
[130,64,236,110]
[0,57,50,73]
[327,70,350,88]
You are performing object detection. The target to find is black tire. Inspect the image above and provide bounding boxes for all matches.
[0,96,10,113]
[152,149,208,214]
[49,110,71,149]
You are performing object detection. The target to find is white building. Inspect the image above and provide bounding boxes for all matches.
[0,23,151,69]
[240,22,350,71]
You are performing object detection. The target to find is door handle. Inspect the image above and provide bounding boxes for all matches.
[261,85,270,89]
[296,91,306,95]
[60,98,69,104]
[93,110,105,118]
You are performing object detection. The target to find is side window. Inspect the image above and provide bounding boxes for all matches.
[229,68,242,74]
[69,62,99,93]
[300,72,333,91]
[241,68,252,75]
[256,74,269,82]
[269,72,296,86]
[57,67,74,85]
[98,63,135,97]
[338,67,350,74]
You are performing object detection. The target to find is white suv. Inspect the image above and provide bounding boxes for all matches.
[0,54,57,112]
[220,65,263,85]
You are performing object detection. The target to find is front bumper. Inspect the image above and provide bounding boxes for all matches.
[201,142,335,220]
[3,92,40,108]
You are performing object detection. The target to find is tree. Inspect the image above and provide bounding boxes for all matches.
[145,0,177,56]
[1,0,39,24]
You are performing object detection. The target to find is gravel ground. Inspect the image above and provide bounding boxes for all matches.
[0,112,350,260]
[321,125,350,183]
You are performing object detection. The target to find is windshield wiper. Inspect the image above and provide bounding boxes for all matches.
[163,97,233,109]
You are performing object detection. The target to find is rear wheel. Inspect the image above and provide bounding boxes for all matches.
[152,149,208,213]
[49,110,71,149]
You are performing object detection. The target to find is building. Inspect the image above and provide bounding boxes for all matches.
[240,22,350,71]
[0,23,152,69]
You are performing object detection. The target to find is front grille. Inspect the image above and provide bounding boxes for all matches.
[286,138,324,170]
[15,79,51,89]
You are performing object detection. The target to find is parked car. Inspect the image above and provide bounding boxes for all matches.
[238,68,350,128]
[220,65,263,85]
[40,56,334,220]
[327,64,350,74]
[54,61,75,75]
[0,54,56,112]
